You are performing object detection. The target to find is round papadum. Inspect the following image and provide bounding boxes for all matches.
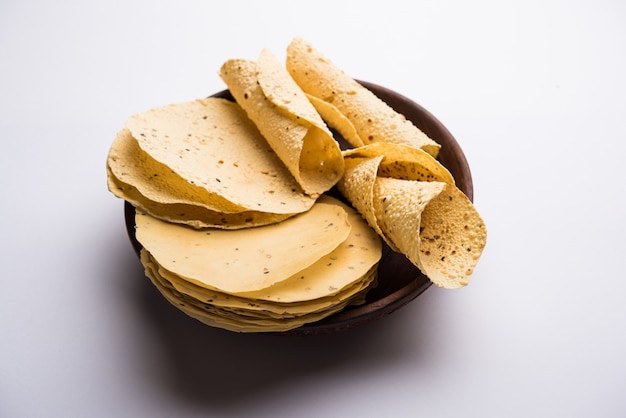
[219,49,344,197]
[108,128,242,212]
[145,249,376,317]
[144,263,369,332]
[124,97,316,218]
[135,200,352,294]
[135,195,381,332]
[285,37,440,157]
[108,168,292,229]
[107,128,293,228]
[237,195,382,303]
[143,256,374,333]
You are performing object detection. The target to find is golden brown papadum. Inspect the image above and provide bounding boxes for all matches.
[107,167,293,229]
[343,142,454,183]
[143,257,373,332]
[107,127,296,228]
[219,49,344,197]
[106,38,488,334]
[108,98,319,228]
[152,254,375,316]
[305,94,364,147]
[338,153,486,289]
[286,37,440,157]
[135,200,352,294]
[136,196,382,332]
[237,195,382,303]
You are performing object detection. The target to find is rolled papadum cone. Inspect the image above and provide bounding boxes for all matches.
[338,155,486,289]
[286,37,440,157]
[220,49,344,197]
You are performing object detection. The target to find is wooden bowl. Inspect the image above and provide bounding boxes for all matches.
[124,81,473,336]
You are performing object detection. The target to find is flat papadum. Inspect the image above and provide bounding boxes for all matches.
[237,195,382,303]
[107,127,294,228]
[135,200,352,294]
[146,250,376,317]
[135,195,382,332]
[143,257,373,332]
[121,98,317,221]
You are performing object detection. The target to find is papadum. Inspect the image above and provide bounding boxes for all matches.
[220,49,344,197]
[108,98,317,228]
[136,196,382,332]
[338,150,486,289]
[286,37,440,157]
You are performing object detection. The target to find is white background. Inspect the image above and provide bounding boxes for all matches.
[2,1,625,417]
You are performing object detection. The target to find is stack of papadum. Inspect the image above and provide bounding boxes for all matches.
[106,37,487,333]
